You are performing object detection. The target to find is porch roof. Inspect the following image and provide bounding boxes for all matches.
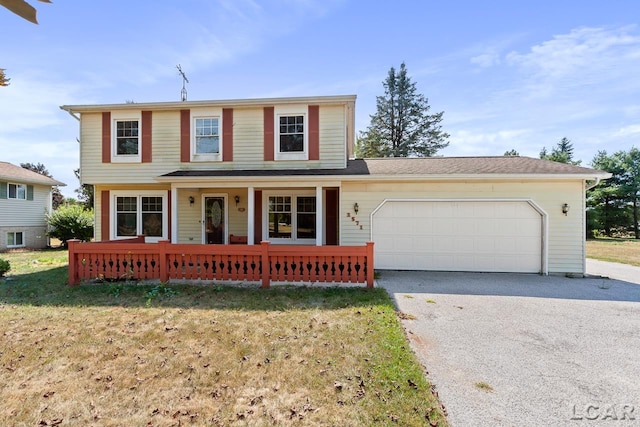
[157,157,609,181]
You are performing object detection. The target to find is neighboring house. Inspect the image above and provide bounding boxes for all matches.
[0,161,65,251]
[60,95,610,275]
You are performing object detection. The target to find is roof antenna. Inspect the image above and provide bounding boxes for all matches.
[176,64,189,101]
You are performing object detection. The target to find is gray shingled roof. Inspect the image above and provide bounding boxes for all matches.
[159,157,609,179]
[0,161,66,186]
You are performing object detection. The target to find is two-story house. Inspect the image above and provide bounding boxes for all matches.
[61,95,609,275]
[0,161,65,251]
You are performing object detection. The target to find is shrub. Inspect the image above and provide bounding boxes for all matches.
[47,205,94,246]
[0,259,10,277]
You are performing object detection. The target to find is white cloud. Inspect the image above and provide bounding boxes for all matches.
[505,26,640,98]
[615,124,640,137]
[470,53,500,68]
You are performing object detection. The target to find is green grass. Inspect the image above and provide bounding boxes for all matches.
[586,238,640,267]
[0,249,448,426]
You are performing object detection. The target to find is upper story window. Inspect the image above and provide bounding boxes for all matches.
[195,117,220,154]
[274,105,307,161]
[8,183,27,200]
[191,108,222,161]
[112,111,142,163]
[279,116,304,153]
[116,120,139,155]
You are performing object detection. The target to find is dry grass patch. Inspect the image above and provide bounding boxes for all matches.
[586,238,640,266]
[0,250,448,426]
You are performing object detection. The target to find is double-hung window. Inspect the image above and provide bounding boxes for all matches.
[113,192,166,241]
[266,192,316,243]
[8,183,27,200]
[191,108,222,161]
[112,111,142,162]
[274,105,307,160]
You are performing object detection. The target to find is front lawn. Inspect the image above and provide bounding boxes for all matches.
[0,249,447,426]
[586,238,640,267]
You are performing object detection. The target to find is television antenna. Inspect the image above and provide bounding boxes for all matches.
[176,64,189,101]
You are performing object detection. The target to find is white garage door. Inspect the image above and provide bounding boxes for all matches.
[372,200,543,273]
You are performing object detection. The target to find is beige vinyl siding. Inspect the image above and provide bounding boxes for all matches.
[176,188,248,244]
[0,184,50,227]
[80,105,349,186]
[340,180,586,274]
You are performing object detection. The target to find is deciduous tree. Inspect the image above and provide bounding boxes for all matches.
[20,162,64,209]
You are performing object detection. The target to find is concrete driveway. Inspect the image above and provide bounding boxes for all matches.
[377,260,640,426]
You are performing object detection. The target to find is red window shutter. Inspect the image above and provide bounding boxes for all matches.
[141,111,152,163]
[101,190,110,241]
[254,190,262,244]
[180,109,190,162]
[102,112,111,163]
[309,105,319,160]
[263,107,274,161]
[325,188,338,245]
[222,108,233,161]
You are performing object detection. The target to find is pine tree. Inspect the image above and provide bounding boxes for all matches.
[540,137,581,165]
[356,63,449,158]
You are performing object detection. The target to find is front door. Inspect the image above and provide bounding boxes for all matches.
[204,195,227,244]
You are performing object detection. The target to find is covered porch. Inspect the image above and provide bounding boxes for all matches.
[168,180,340,247]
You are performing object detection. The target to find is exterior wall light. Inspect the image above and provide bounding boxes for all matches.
[189,196,195,206]
[235,195,240,206]
[562,203,570,216]
[353,202,359,214]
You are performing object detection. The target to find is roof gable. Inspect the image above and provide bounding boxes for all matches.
[0,162,66,186]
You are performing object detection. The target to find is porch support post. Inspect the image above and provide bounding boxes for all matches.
[316,185,323,246]
[247,187,255,245]
[171,186,178,243]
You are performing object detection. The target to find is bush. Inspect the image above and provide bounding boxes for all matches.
[0,259,10,277]
[47,205,94,246]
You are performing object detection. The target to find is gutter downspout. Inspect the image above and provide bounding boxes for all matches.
[585,177,601,191]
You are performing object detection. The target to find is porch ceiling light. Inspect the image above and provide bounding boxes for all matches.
[235,195,240,206]
[353,202,359,215]
[562,203,570,216]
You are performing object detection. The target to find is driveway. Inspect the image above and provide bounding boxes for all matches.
[377,260,640,427]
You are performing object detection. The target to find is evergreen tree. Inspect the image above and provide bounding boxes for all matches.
[356,62,449,158]
[0,68,9,87]
[540,137,581,165]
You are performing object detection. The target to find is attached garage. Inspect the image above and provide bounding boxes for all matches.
[371,200,545,273]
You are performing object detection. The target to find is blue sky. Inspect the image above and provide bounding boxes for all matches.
[1,0,639,196]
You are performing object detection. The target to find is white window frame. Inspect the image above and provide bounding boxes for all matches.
[112,191,168,242]
[274,105,308,161]
[191,108,223,162]
[262,190,316,244]
[7,183,27,200]
[7,231,25,248]
[112,110,142,163]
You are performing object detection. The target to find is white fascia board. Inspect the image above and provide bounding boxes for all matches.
[60,95,357,114]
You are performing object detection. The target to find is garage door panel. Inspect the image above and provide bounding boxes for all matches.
[373,201,542,273]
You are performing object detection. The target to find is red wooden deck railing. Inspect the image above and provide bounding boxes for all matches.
[67,239,374,288]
